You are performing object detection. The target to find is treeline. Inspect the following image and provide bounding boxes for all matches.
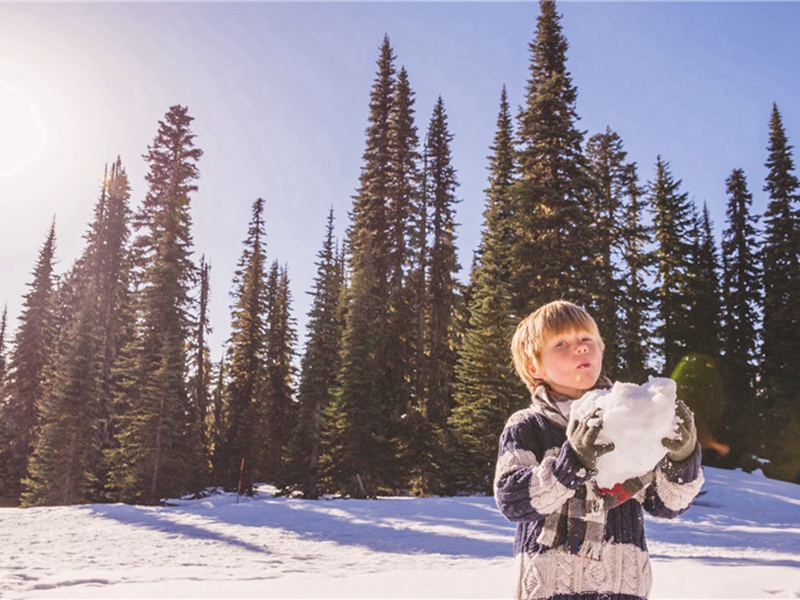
[0,1,798,506]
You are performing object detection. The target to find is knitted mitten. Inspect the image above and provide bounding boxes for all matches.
[567,408,615,471]
[662,399,697,463]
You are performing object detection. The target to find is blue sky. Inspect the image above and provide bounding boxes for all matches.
[1,1,798,357]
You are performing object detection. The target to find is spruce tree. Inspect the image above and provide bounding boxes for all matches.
[189,255,213,484]
[0,222,57,503]
[449,87,526,493]
[760,103,800,481]
[323,37,401,497]
[0,305,7,385]
[25,160,133,505]
[285,210,344,498]
[617,164,656,382]
[260,262,297,485]
[585,128,630,376]
[218,198,269,493]
[649,156,695,374]
[108,105,203,504]
[720,168,761,463]
[509,0,594,316]
[687,204,723,359]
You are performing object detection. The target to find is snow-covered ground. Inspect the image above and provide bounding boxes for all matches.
[1,467,798,599]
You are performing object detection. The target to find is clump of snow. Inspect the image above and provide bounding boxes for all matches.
[571,377,679,488]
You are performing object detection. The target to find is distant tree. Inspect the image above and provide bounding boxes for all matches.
[616,164,656,383]
[760,103,800,482]
[449,87,526,494]
[107,105,203,504]
[259,261,298,484]
[649,156,695,374]
[25,159,134,505]
[687,203,723,359]
[585,128,630,376]
[188,255,213,482]
[217,198,269,493]
[0,222,57,503]
[509,0,594,315]
[323,37,401,497]
[720,168,762,463]
[285,210,345,498]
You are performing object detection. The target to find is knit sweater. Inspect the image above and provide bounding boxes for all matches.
[494,385,704,600]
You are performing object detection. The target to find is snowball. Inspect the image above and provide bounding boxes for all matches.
[570,377,679,489]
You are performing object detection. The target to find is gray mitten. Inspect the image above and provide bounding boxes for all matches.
[662,399,697,463]
[567,408,615,471]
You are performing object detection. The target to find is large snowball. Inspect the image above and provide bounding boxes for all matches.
[570,377,678,489]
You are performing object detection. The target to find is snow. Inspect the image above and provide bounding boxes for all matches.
[1,467,798,599]
[571,377,678,488]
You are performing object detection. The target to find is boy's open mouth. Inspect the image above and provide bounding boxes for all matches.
[577,362,591,369]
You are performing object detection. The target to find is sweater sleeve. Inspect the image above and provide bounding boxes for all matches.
[494,410,592,523]
[643,441,704,519]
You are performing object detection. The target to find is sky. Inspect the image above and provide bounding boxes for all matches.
[1,1,799,358]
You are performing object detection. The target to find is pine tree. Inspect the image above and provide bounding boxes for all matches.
[649,156,695,374]
[25,160,133,505]
[260,261,298,485]
[0,222,57,503]
[720,168,761,464]
[760,103,800,481]
[405,97,461,494]
[323,37,401,497]
[509,0,594,316]
[218,198,269,493]
[617,164,656,382]
[449,87,526,494]
[188,255,213,484]
[285,210,344,498]
[761,104,800,409]
[687,204,722,358]
[108,106,203,504]
[585,128,631,377]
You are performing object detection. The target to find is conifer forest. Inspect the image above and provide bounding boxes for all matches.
[1,0,799,507]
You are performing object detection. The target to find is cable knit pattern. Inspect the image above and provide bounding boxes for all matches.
[653,461,705,513]
[514,544,652,600]
[496,387,703,600]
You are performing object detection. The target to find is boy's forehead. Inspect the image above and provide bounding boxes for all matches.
[542,325,596,341]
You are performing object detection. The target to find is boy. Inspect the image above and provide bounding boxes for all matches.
[495,300,703,600]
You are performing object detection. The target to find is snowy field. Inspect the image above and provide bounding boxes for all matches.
[1,467,798,599]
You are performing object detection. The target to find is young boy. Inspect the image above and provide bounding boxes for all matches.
[495,300,703,600]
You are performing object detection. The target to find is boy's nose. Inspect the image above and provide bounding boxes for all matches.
[576,344,588,354]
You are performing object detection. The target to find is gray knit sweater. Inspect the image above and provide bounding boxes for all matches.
[494,384,703,600]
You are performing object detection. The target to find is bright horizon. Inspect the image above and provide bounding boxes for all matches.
[1,1,799,358]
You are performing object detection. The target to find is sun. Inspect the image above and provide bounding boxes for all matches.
[0,83,46,177]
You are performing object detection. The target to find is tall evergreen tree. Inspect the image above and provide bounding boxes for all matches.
[617,164,656,382]
[509,0,594,316]
[449,87,526,493]
[0,222,57,503]
[189,255,213,482]
[108,105,203,504]
[686,204,723,358]
[406,97,461,494]
[760,103,800,481]
[761,104,800,409]
[720,168,761,462]
[285,210,344,498]
[585,128,630,376]
[649,156,695,374]
[25,160,133,505]
[323,37,402,497]
[217,198,269,493]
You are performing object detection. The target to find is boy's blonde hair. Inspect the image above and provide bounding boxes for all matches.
[511,300,605,391]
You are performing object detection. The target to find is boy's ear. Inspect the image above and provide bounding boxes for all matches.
[527,360,544,380]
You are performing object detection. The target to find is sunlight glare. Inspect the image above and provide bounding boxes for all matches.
[0,83,45,177]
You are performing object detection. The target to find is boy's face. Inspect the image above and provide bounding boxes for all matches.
[530,329,603,399]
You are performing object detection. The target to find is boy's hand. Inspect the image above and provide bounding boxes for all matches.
[567,408,614,471]
[662,399,697,463]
